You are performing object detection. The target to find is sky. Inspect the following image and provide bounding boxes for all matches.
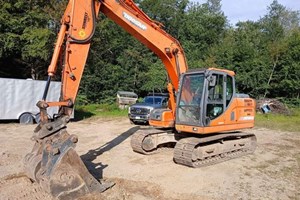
[194,0,300,25]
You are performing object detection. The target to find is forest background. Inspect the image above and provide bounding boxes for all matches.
[0,0,299,106]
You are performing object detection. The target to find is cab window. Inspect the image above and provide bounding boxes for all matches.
[206,74,224,120]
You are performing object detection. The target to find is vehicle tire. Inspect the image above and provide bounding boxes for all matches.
[130,119,137,125]
[19,112,34,124]
[130,119,140,125]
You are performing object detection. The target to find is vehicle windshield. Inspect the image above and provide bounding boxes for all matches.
[143,97,163,104]
[177,73,205,124]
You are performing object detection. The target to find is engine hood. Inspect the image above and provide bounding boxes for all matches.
[130,102,162,109]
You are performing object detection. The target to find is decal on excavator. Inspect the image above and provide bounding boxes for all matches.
[82,12,89,29]
[239,116,255,121]
[123,12,147,30]
[78,29,86,38]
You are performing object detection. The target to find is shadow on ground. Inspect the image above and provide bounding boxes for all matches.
[73,109,95,121]
[81,126,140,179]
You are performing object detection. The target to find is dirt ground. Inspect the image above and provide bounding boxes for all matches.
[0,117,299,200]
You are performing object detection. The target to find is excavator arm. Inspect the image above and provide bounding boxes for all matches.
[44,0,187,119]
[24,0,188,199]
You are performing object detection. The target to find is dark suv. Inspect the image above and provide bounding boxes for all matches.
[128,93,169,125]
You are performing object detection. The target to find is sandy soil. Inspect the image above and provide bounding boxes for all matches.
[0,117,299,200]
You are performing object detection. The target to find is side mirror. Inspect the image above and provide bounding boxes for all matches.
[209,75,217,87]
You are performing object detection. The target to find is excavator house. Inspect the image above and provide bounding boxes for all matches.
[23,0,257,199]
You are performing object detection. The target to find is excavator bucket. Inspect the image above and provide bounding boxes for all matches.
[24,116,113,199]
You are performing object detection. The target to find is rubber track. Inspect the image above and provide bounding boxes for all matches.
[131,128,166,155]
[173,133,257,168]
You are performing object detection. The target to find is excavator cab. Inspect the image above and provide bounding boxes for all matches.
[177,69,232,127]
[175,68,255,134]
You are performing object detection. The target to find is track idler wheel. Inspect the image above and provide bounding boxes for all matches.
[24,117,113,199]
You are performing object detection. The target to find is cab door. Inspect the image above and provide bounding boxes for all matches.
[176,73,205,126]
[203,72,234,126]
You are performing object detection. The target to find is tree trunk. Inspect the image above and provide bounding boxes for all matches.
[264,55,278,98]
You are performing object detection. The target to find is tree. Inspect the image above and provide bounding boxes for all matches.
[0,0,67,79]
[259,0,299,97]
[1,0,299,103]
[179,0,227,68]
[274,28,300,98]
[139,0,189,38]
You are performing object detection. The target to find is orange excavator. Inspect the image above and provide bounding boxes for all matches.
[24,0,257,199]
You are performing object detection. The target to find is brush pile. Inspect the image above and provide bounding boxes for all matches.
[256,98,290,115]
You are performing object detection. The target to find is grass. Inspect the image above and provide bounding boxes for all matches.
[255,108,300,132]
[74,104,128,120]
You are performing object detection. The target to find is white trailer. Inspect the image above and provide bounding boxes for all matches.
[0,78,61,124]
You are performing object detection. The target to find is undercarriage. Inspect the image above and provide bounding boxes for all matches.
[131,127,257,167]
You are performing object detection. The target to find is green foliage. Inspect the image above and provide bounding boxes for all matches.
[140,61,168,92]
[0,0,299,105]
[76,95,89,106]
[0,0,61,79]
[232,21,268,96]
[179,0,227,68]
[21,28,53,60]
[75,103,128,120]
[139,0,188,37]
[277,97,300,108]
